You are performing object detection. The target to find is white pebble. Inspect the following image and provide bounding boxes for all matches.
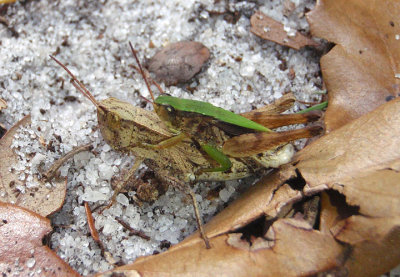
[30,153,46,168]
[102,219,118,235]
[116,194,129,206]
[26,258,36,268]
[240,64,255,78]
[219,188,230,202]
[98,164,114,181]
[81,188,108,202]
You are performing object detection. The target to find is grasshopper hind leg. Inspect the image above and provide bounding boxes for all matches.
[187,188,211,249]
[102,158,144,211]
[157,173,211,249]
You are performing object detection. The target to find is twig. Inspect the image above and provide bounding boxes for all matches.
[43,143,93,181]
[115,217,151,241]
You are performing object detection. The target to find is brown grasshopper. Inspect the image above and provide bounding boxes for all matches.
[49,55,301,249]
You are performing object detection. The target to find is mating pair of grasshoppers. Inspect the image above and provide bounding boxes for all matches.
[49,43,322,249]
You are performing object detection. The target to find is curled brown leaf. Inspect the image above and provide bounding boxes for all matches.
[0,202,80,276]
[293,97,400,274]
[307,0,400,131]
[0,115,67,216]
[251,11,319,50]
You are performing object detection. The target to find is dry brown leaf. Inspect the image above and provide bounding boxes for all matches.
[293,98,400,274]
[333,216,400,276]
[98,218,343,277]
[307,0,400,131]
[0,98,6,111]
[0,115,67,217]
[250,11,319,50]
[0,201,80,276]
[295,98,400,209]
[147,41,210,85]
[319,191,340,234]
[319,190,400,276]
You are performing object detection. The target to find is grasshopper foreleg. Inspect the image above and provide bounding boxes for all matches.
[199,144,232,173]
[103,157,144,211]
[141,132,187,149]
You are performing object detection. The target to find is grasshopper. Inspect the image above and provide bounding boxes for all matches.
[129,43,323,172]
[49,55,299,249]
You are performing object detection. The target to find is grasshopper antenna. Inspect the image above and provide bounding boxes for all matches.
[131,64,166,95]
[50,55,100,108]
[128,42,158,104]
[139,94,153,104]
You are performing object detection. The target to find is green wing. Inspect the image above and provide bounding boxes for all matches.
[155,95,272,132]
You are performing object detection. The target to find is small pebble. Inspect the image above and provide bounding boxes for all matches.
[26,258,36,268]
[147,41,210,85]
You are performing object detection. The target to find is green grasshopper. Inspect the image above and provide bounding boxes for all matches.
[129,43,322,172]
[49,55,300,249]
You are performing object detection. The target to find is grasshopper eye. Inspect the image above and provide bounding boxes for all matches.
[113,113,120,122]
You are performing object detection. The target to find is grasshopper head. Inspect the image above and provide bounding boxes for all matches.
[153,103,179,131]
[96,97,171,153]
[96,97,141,152]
